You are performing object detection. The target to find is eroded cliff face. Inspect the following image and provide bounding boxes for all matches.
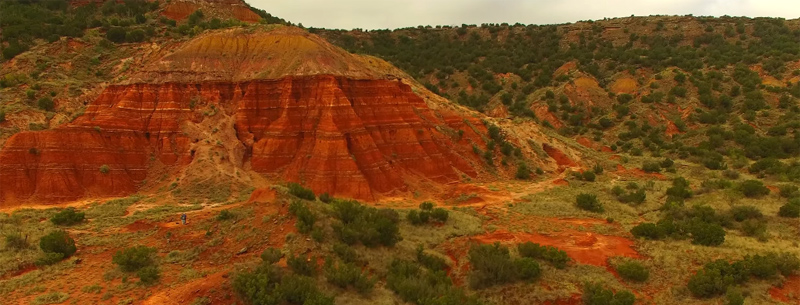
[161,0,261,23]
[0,75,484,204]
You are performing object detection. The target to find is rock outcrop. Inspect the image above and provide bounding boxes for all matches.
[0,27,486,204]
[161,0,262,23]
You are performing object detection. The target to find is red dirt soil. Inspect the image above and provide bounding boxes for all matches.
[615,164,666,180]
[543,143,578,168]
[770,275,800,304]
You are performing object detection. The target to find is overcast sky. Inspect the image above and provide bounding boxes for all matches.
[246,0,800,30]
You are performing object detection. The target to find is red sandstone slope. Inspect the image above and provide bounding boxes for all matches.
[0,27,488,204]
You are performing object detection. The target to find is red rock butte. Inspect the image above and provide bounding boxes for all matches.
[0,27,486,205]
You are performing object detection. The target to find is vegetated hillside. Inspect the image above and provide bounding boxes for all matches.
[0,0,289,145]
[319,16,800,176]
[2,2,800,305]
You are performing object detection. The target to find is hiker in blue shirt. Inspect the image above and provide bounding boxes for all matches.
[181,213,187,225]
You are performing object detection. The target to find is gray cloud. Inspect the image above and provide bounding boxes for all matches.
[246,0,800,30]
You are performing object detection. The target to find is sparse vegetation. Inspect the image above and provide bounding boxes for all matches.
[288,182,315,200]
[615,260,649,282]
[517,242,571,269]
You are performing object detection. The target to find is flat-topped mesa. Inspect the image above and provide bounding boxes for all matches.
[130,27,386,83]
[0,27,486,205]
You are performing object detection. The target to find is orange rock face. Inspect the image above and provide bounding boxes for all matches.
[0,76,480,204]
[162,0,261,24]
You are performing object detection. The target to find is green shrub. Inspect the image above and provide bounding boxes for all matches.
[582,171,596,182]
[690,222,725,246]
[324,258,375,294]
[739,180,770,198]
[39,230,76,258]
[106,27,127,43]
[287,183,315,200]
[50,208,85,226]
[37,97,54,111]
[319,193,333,203]
[5,232,29,250]
[416,245,448,271]
[287,253,317,276]
[386,259,481,305]
[112,246,156,272]
[517,242,571,269]
[216,210,235,221]
[261,248,283,265]
[514,257,541,281]
[779,184,800,198]
[333,243,359,263]
[515,162,531,179]
[0,111,5,123]
[99,165,110,174]
[35,252,65,266]
[468,243,537,289]
[779,201,800,218]
[630,223,666,240]
[593,164,604,175]
[729,205,763,222]
[234,265,333,305]
[726,287,745,305]
[642,162,662,173]
[331,200,400,247]
[430,208,449,223]
[137,266,160,285]
[583,282,635,305]
[616,261,649,282]
[31,292,69,305]
[666,177,693,203]
[576,193,604,213]
[660,158,674,168]
[289,200,316,233]
[420,201,434,210]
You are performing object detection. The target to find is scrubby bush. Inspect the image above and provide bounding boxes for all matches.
[287,182,315,200]
[216,209,235,221]
[39,230,76,258]
[407,202,448,225]
[417,245,449,271]
[516,162,531,180]
[37,97,54,111]
[99,165,110,174]
[319,193,333,203]
[517,242,571,269]
[386,259,481,305]
[666,177,693,203]
[324,258,375,294]
[739,180,770,198]
[514,257,542,281]
[690,222,725,246]
[583,282,635,305]
[779,184,800,198]
[660,158,674,168]
[576,193,604,213]
[287,253,317,276]
[331,199,400,247]
[616,261,649,282]
[261,247,283,265]
[234,265,334,305]
[778,199,800,218]
[289,200,316,233]
[630,223,666,240]
[612,184,646,205]
[688,253,800,298]
[4,233,29,250]
[50,207,85,226]
[642,162,662,173]
[112,246,156,272]
[729,206,763,222]
[469,243,538,289]
[137,266,160,285]
[106,27,127,43]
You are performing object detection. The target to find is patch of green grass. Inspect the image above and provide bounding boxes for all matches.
[31,291,69,305]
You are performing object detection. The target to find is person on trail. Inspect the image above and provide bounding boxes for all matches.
[181,213,187,225]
